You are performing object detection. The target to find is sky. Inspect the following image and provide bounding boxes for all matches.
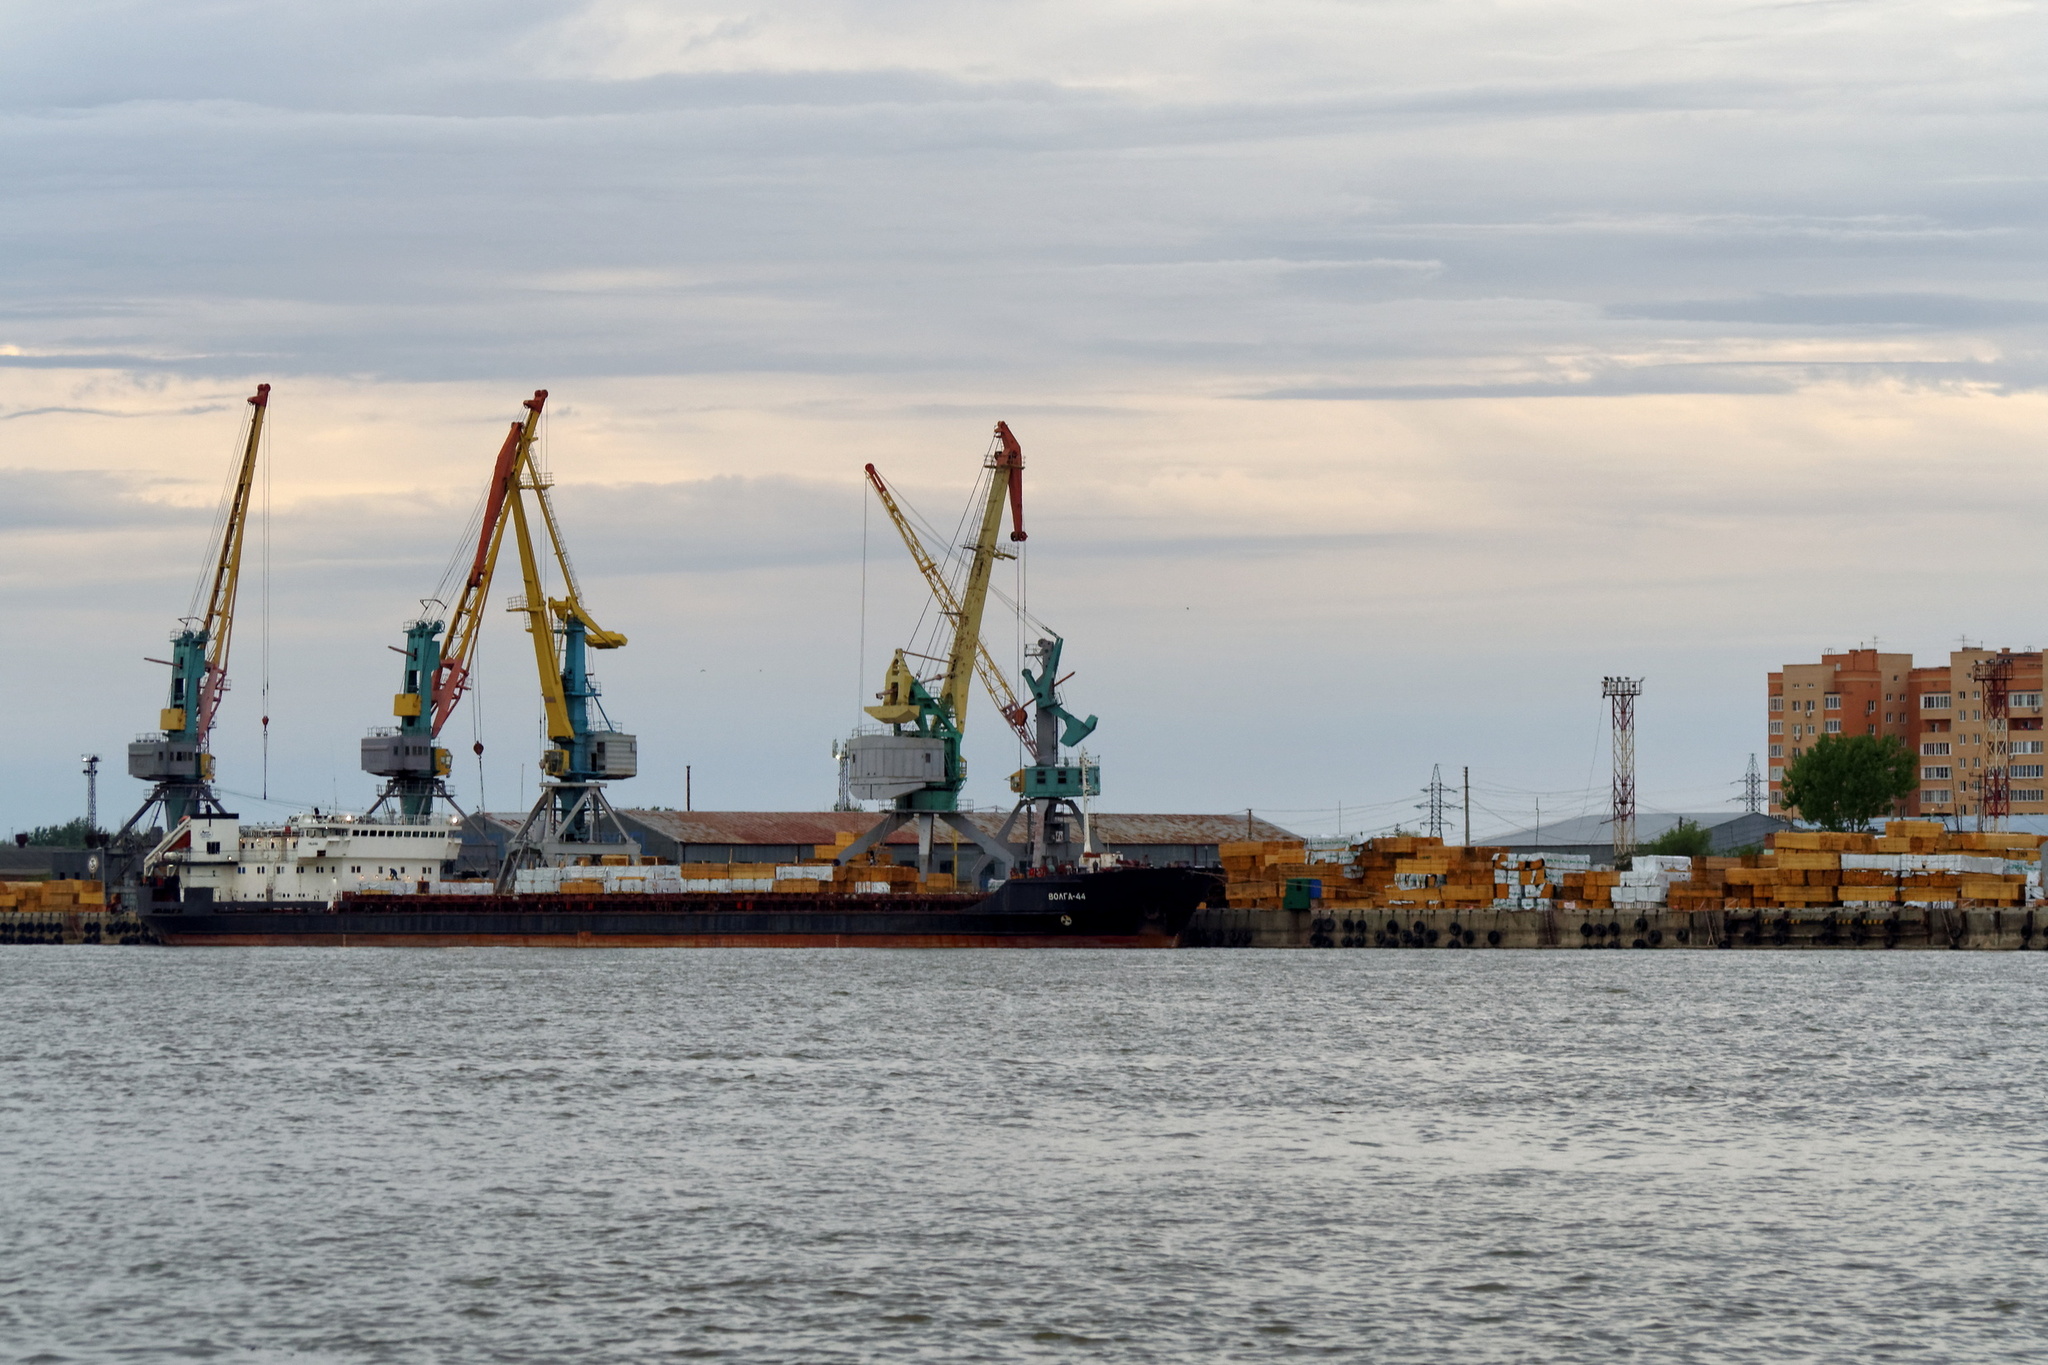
[4,0,2047,841]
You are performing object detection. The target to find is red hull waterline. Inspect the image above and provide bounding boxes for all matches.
[149,930,1181,948]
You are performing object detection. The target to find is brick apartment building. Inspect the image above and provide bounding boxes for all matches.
[1769,647,2047,822]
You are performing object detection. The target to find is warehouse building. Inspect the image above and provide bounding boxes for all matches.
[1485,810,1789,864]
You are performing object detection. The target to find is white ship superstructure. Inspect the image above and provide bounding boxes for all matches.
[153,813,469,905]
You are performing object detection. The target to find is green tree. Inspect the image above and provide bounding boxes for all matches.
[1777,734,1918,832]
[1639,818,1713,857]
[19,818,93,847]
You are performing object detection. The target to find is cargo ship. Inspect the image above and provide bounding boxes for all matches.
[144,822,1220,949]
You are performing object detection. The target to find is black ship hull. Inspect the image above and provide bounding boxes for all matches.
[141,866,1222,948]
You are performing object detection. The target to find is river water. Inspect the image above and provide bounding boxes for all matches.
[1,948,2043,1363]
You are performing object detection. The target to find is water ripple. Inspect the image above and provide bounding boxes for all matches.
[0,948,2043,1362]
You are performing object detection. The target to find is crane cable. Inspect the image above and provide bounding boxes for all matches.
[858,480,869,718]
[260,404,272,799]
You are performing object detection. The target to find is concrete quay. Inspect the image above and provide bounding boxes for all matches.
[1182,905,2045,951]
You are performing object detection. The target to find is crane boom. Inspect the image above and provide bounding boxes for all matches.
[863,462,1031,747]
[504,398,577,746]
[194,383,269,742]
[428,417,525,734]
[939,421,1026,730]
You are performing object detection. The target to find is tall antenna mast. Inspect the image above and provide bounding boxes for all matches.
[1603,677,1643,862]
[1741,753,1763,816]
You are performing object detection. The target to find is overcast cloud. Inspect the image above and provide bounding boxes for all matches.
[4,1,2047,837]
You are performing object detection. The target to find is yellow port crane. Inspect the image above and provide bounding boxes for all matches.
[364,392,637,875]
[120,383,271,843]
[488,392,640,879]
[364,391,638,862]
[835,421,1035,879]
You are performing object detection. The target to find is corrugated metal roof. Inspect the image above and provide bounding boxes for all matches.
[479,809,1298,847]
[1481,811,1790,845]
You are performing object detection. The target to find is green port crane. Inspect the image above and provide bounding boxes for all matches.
[836,421,1098,879]
[360,405,528,820]
[487,392,640,880]
[362,391,638,875]
[117,383,270,847]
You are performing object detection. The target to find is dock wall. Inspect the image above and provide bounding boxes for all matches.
[1182,905,2045,950]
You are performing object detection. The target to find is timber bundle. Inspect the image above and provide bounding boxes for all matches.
[1222,821,2043,914]
[0,879,106,913]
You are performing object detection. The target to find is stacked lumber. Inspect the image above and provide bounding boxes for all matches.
[1557,868,1621,909]
[1214,821,2043,915]
[1672,822,2040,912]
[0,879,105,913]
[1220,840,1305,908]
[1221,838,1511,911]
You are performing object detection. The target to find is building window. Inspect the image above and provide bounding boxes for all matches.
[1825,694,1841,710]
[2013,764,2046,780]
[1769,720,1784,735]
[1825,719,1842,734]
[1867,725,1876,735]
[1924,789,1952,803]
[1922,694,1951,709]
[1865,700,1876,714]
[1805,700,1816,713]
[2014,789,2045,802]
[1770,744,1783,758]
[1922,742,1950,756]
[2015,692,2041,709]
[1923,766,1952,780]
[2016,740,2044,755]
[1769,767,1784,781]
[1770,697,1784,712]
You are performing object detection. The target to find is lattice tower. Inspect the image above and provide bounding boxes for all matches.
[1603,678,1644,860]
[1972,653,2015,831]
[1423,764,1449,841]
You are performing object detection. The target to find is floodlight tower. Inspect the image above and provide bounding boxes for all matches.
[82,754,100,837]
[1603,677,1643,862]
